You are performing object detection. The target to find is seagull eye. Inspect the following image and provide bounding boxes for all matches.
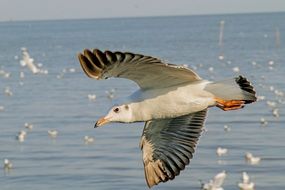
[113,107,120,113]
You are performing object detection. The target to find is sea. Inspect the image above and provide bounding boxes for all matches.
[0,12,285,190]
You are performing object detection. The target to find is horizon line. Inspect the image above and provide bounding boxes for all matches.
[0,10,284,23]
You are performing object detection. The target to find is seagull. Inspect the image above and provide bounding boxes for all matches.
[245,152,261,165]
[4,159,13,170]
[88,94,97,101]
[216,147,228,156]
[84,136,95,144]
[238,172,255,190]
[223,125,231,132]
[48,130,58,138]
[202,170,227,190]
[16,130,27,142]
[24,122,34,130]
[78,49,257,188]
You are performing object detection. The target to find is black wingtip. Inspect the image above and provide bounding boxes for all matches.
[235,75,257,104]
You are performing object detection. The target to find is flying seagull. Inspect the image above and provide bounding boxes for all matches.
[78,49,256,188]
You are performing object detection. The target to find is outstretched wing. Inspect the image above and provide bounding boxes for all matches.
[140,109,207,188]
[78,49,201,90]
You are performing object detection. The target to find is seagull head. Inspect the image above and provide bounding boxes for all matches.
[95,104,133,128]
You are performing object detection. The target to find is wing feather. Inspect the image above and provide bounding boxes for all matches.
[140,109,207,188]
[78,49,201,89]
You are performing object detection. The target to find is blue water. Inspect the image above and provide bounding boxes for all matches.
[1,12,285,189]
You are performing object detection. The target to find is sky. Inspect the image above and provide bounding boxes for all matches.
[0,0,284,21]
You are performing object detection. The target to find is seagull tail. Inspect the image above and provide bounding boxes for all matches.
[205,75,257,110]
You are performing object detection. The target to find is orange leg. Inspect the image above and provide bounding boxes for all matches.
[215,97,245,111]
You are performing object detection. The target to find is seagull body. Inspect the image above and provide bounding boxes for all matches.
[202,171,227,190]
[123,81,214,122]
[24,122,33,130]
[238,182,255,190]
[48,130,58,138]
[4,159,13,170]
[84,136,95,144]
[216,147,228,156]
[88,94,97,101]
[16,130,27,142]
[238,172,255,190]
[78,49,257,188]
[245,152,261,165]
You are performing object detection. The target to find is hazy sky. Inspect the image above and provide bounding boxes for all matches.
[0,0,284,21]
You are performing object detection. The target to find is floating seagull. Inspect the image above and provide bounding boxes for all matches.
[48,130,58,138]
[78,49,257,188]
[4,159,13,170]
[0,69,11,78]
[251,61,257,66]
[105,88,116,100]
[268,60,274,66]
[202,170,227,190]
[260,117,268,126]
[88,94,97,101]
[223,125,231,132]
[16,130,27,142]
[245,152,261,165]
[266,100,276,108]
[216,147,228,156]
[257,95,266,101]
[232,66,240,73]
[84,136,95,144]
[69,68,76,73]
[208,67,214,73]
[272,108,280,118]
[24,122,34,130]
[4,86,13,96]
[218,55,224,61]
[274,89,284,97]
[238,172,255,190]
[269,86,275,92]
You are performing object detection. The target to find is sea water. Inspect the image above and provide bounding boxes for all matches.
[0,12,285,189]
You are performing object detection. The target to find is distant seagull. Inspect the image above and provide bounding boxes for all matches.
[78,49,256,188]
[266,100,276,108]
[84,136,95,144]
[24,122,33,130]
[245,152,261,165]
[260,117,268,126]
[16,130,27,142]
[272,108,279,118]
[88,94,97,101]
[105,88,116,99]
[216,147,228,156]
[232,66,240,73]
[218,55,224,61]
[223,125,231,132]
[20,47,39,74]
[4,159,13,170]
[238,172,255,190]
[4,86,13,96]
[202,170,227,190]
[48,130,58,138]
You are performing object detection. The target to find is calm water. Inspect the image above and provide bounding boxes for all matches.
[1,12,285,189]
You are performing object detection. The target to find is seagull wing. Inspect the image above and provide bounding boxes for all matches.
[212,171,226,188]
[78,49,201,90]
[140,109,207,188]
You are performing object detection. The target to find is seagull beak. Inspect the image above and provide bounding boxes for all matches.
[95,117,110,128]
